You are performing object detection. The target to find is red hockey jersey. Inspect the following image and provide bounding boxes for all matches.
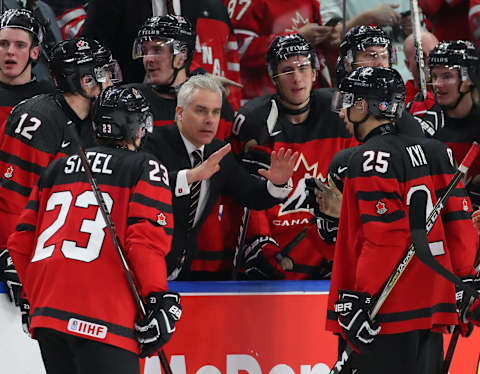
[326,132,477,335]
[0,93,95,250]
[8,146,173,354]
[232,89,358,279]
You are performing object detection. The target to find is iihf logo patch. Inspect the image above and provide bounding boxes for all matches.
[379,102,389,111]
[376,200,388,215]
[157,212,167,226]
[462,198,469,211]
[4,165,13,179]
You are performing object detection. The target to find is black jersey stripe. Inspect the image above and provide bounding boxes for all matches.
[361,210,406,224]
[1,180,33,197]
[15,223,35,232]
[31,306,136,340]
[130,193,173,213]
[356,190,402,201]
[0,149,45,176]
[25,199,39,211]
[442,210,473,222]
[127,217,174,236]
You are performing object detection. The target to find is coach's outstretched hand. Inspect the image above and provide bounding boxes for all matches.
[258,147,298,186]
[187,143,231,184]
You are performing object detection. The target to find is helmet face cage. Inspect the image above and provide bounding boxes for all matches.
[49,38,121,93]
[93,86,153,143]
[132,15,195,64]
[336,26,396,85]
[266,34,319,78]
[333,66,406,120]
[0,9,44,46]
[427,40,480,84]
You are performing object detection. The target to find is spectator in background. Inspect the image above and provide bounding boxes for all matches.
[403,30,438,105]
[82,0,242,109]
[419,0,470,42]
[226,0,343,103]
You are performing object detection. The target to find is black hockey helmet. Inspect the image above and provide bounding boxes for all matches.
[0,9,44,46]
[266,33,319,78]
[49,37,122,94]
[336,26,396,86]
[333,66,406,120]
[132,15,195,67]
[427,40,480,85]
[93,85,153,145]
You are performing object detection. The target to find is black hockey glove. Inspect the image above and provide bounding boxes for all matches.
[312,212,339,245]
[242,236,285,280]
[240,145,271,179]
[135,292,182,358]
[0,249,22,306]
[456,276,480,337]
[334,290,381,352]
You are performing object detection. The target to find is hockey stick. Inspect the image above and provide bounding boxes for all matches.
[442,327,460,374]
[410,0,428,101]
[65,121,173,374]
[232,207,251,280]
[329,142,480,374]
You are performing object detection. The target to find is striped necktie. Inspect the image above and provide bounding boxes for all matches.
[187,149,203,228]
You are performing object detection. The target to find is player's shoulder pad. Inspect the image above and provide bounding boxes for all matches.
[9,93,59,121]
[234,94,275,139]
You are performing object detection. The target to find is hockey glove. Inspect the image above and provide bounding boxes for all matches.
[135,292,182,358]
[334,290,381,352]
[19,297,31,336]
[313,212,339,245]
[240,145,271,179]
[242,236,285,280]
[455,276,480,337]
[0,249,22,306]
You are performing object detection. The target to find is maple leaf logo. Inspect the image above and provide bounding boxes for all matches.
[376,201,388,215]
[278,153,326,216]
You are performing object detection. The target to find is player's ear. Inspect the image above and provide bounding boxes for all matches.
[175,105,184,122]
[173,51,187,69]
[30,45,40,62]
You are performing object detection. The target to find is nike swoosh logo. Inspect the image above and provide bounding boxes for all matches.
[270,130,282,136]
[337,166,348,174]
[61,140,71,148]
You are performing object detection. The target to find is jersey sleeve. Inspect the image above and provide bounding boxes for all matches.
[126,156,174,296]
[427,141,478,276]
[7,181,41,286]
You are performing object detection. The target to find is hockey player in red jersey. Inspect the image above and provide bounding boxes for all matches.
[227,0,341,102]
[131,15,234,141]
[412,40,480,206]
[231,34,357,280]
[7,85,179,373]
[82,0,242,108]
[0,9,54,131]
[336,25,424,137]
[0,37,121,306]
[326,66,478,373]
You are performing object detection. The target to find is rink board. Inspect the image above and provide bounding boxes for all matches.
[1,280,479,374]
